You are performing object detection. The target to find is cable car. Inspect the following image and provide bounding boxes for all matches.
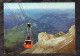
[24,37,33,48]
[24,23,33,48]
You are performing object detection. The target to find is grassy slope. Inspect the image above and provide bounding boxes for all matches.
[4,26,24,48]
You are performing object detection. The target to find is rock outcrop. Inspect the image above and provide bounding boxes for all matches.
[21,25,75,54]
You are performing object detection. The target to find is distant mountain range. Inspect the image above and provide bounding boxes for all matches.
[4,9,75,19]
[37,11,75,33]
[4,9,75,35]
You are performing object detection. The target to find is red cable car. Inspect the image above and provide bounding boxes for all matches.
[24,23,33,48]
[24,37,33,48]
[24,39,33,48]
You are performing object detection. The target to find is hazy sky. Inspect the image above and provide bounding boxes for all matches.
[4,3,75,9]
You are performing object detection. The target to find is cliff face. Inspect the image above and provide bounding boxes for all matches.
[21,25,75,54]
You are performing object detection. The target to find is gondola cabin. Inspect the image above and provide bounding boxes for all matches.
[24,39,33,48]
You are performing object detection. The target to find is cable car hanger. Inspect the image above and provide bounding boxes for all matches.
[18,3,33,48]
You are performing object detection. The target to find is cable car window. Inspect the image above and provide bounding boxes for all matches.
[25,41,31,44]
